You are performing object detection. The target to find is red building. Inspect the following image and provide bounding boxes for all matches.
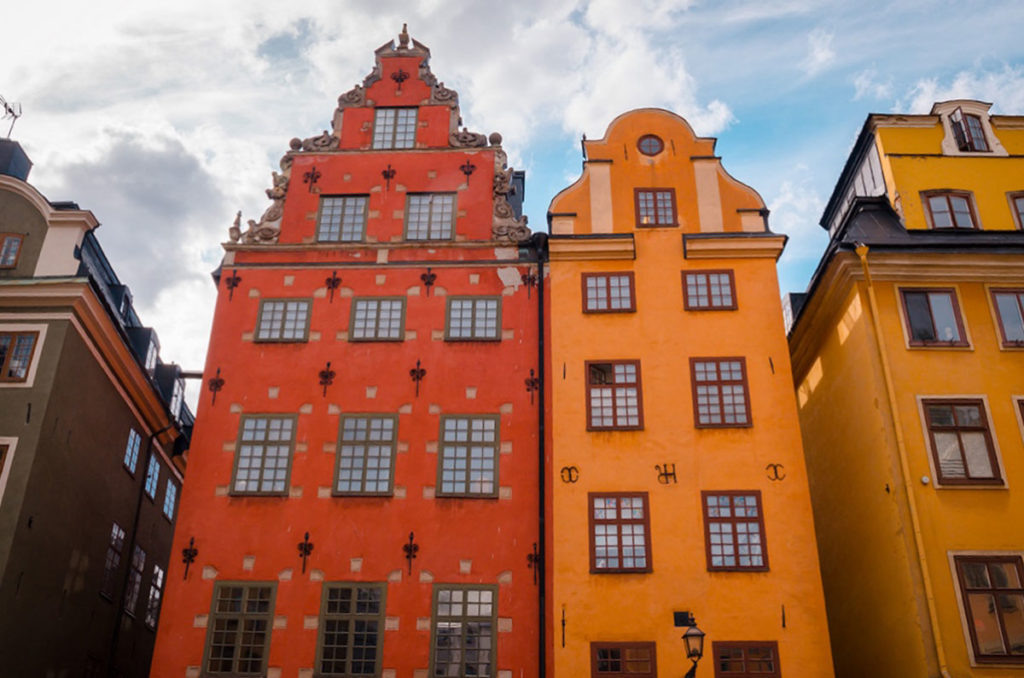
[151,27,542,678]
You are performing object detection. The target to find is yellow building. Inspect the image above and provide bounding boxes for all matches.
[788,100,1024,677]
[546,109,834,678]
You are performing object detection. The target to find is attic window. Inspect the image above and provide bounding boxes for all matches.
[950,108,989,152]
[637,135,664,156]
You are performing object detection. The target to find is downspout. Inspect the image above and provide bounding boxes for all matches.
[534,233,547,678]
[107,423,175,678]
[855,244,951,678]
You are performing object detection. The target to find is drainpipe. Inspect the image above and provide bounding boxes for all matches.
[855,244,951,678]
[107,423,175,678]
[533,232,547,678]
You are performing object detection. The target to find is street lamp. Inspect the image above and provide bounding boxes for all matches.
[675,613,705,678]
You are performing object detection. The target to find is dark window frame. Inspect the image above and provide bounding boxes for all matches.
[144,565,165,630]
[123,428,142,476]
[636,135,664,156]
[404,193,456,241]
[683,270,738,311]
[163,479,178,521]
[590,641,657,678]
[372,107,418,150]
[124,545,146,617]
[0,233,23,269]
[1009,192,1024,230]
[581,273,636,314]
[634,188,678,228]
[316,582,387,677]
[922,399,1002,486]
[991,288,1024,347]
[333,414,398,497]
[690,357,752,429]
[202,581,277,676]
[444,296,503,341]
[316,194,370,242]
[588,491,653,574]
[922,190,979,230]
[144,455,160,500]
[254,298,312,343]
[436,414,500,499]
[0,330,39,383]
[950,107,990,153]
[953,555,1024,664]
[585,360,644,431]
[348,297,407,342]
[429,584,498,678]
[99,522,126,601]
[711,641,781,677]
[701,491,769,572]
[899,288,968,347]
[230,414,298,497]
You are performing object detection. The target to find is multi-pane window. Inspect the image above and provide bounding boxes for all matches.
[954,556,1024,663]
[634,188,677,227]
[317,583,385,676]
[1012,195,1024,230]
[950,108,990,152]
[923,399,1001,485]
[582,273,635,313]
[589,493,651,573]
[0,331,38,382]
[205,583,275,675]
[684,271,736,310]
[446,297,501,340]
[100,522,126,599]
[586,361,643,430]
[405,193,455,240]
[124,545,146,615]
[712,641,781,677]
[591,642,657,678]
[144,565,165,629]
[925,192,977,229]
[637,134,664,156]
[163,480,177,520]
[372,107,417,149]
[438,416,499,497]
[0,234,22,268]
[232,415,296,495]
[992,289,1024,346]
[432,586,496,678]
[691,358,750,427]
[702,492,768,571]
[901,289,967,346]
[335,415,396,496]
[144,456,160,499]
[318,195,369,242]
[123,428,142,474]
[256,299,311,342]
[350,298,405,341]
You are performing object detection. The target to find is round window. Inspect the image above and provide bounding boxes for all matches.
[637,135,664,156]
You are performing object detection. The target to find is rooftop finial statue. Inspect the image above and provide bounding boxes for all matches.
[399,23,410,48]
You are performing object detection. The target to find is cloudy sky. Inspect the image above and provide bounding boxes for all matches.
[4,0,1024,404]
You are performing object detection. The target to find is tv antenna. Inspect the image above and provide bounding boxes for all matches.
[1,95,22,139]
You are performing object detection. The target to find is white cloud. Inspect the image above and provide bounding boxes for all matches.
[903,64,1024,113]
[853,69,893,100]
[768,169,830,294]
[801,28,836,77]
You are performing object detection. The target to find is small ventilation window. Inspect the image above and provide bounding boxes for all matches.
[637,135,664,156]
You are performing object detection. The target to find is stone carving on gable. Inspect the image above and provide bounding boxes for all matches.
[450,128,488,148]
[430,83,458,108]
[290,131,339,152]
[338,85,366,109]
[229,159,291,245]
[491,146,530,244]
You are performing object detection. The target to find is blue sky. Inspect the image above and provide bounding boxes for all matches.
[3,0,1024,402]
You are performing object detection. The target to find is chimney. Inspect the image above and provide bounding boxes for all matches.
[0,139,32,181]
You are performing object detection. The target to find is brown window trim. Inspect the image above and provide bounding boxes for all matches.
[954,555,1024,664]
[950,107,991,153]
[899,287,969,347]
[436,415,500,498]
[689,357,752,428]
[585,360,644,431]
[253,298,312,343]
[316,582,387,677]
[922,399,1002,486]
[0,233,24,269]
[1009,192,1024,230]
[333,414,397,497]
[634,188,678,228]
[444,296,503,341]
[682,270,737,311]
[403,192,456,241]
[348,297,407,342]
[590,641,657,678]
[711,641,781,677]
[372,107,418,150]
[581,273,636,314]
[636,135,664,156]
[588,491,652,574]
[316,194,370,243]
[922,190,979,230]
[990,288,1024,347]
[701,491,769,572]
[230,414,298,497]
[0,330,39,383]
[202,581,277,675]
[429,584,498,678]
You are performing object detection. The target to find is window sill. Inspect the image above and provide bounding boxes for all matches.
[932,480,1007,490]
[332,491,395,498]
[587,426,645,432]
[253,338,310,344]
[348,337,405,343]
[694,422,753,429]
[590,568,652,575]
[582,308,636,314]
[444,336,502,342]
[905,342,973,350]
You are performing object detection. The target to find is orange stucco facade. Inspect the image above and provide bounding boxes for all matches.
[545,109,834,677]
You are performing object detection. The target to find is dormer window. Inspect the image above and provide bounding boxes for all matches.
[923,191,977,229]
[144,340,158,374]
[0,234,22,268]
[373,108,417,149]
[169,378,184,421]
[950,108,989,152]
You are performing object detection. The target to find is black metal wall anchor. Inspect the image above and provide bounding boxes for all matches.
[561,607,566,648]
[381,164,396,191]
[208,368,225,406]
[297,532,314,573]
[325,271,342,303]
[181,537,198,580]
[459,160,476,183]
[559,466,579,483]
[224,270,242,301]
[303,165,322,192]
[409,360,426,397]
[521,272,539,298]
[766,463,786,481]
[525,369,540,405]
[403,531,419,575]
[391,68,409,91]
[420,267,436,295]
[318,362,336,397]
[526,542,540,585]
[655,463,677,484]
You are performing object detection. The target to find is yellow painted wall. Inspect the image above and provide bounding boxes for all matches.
[548,109,834,677]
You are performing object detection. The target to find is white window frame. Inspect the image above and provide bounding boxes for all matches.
[0,322,47,388]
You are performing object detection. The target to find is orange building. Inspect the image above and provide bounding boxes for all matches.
[545,109,834,677]
[151,28,543,678]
